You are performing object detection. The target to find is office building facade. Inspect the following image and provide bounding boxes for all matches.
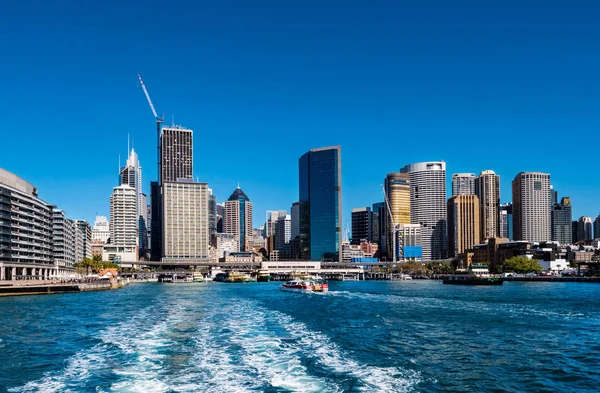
[160,126,193,183]
[224,187,253,252]
[595,215,600,240]
[162,181,210,262]
[109,184,138,260]
[551,197,572,245]
[275,214,291,251]
[452,173,475,196]
[291,202,300,240]
[351,207,373,244]
[0,169,55,280]
[400,161,447,260]
[499,203,513,240]
[384,172,411,257]
[299,146,342,262]
[577,216,593,241]
[475,170,500,240]
[447,195,481,258]
[74,219,92,262]
[53,209,76,273]
[512,172,551,242]
[92,215,110,244]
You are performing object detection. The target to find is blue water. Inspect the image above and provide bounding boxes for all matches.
[1,281,599,392]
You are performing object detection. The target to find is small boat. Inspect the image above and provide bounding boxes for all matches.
[311,275,329,292]
[443,264,504,285]
[280,280,314,293]
[224,271,252,283]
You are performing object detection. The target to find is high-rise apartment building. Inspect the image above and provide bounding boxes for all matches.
[275,214,291,251]
[351,207,373,244]
[160,126,193,183]
[447,195,480,258]
[512,172,551,242]
[475,170,500,240]
[452,173,475,196]
[53,209,76,272]
[299,146,342,262]
[551,197,572,245]
[0,168,55,280]
[384,172,411,257]
[577,216,593,241]
[92,215,110,244]
[224,187,253,252]
[400,161,447,260]
[499,203,513,240]
[291,202,300,240]
[109,184,138,261]
[594,215,600,240]
[162,180,210,262]
[74,220,92,263]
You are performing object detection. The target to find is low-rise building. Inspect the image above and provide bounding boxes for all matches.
[222,252,261,263]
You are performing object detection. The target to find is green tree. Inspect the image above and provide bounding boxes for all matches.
[426,261,454,274]
[503,256,542,274]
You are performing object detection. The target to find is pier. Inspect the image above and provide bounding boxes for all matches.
[0,280,126,296]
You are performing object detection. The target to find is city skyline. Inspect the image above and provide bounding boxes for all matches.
[1,2,599,227]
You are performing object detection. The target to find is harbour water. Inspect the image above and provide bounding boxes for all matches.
[0,281,599,392]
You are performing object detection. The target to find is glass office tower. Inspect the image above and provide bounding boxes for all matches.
[299,146,342,262]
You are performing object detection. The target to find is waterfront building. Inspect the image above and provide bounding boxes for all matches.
[119,148,147,254]
[595,215,600,240]
[291,202,300,240]
[224,187,253,252]
[452,173,476,196]
[372,202,385,254]
[383,172,411,257]
[150,181,162,261]
[351,207,373,244]
[211,233,239,259]
[275,214,291,251]
[91,215,110,243]
[512,172,551,242]
[577,216,593,241]
[160,126,193,184]
[299,146,342,262]
[53,209,76,273]
[74,219,92,262]
[447,195,481,258]
[475,170,500,240]
[398,224,423,261]
[0,169,55,280]
[400,161,447,260]
[108,184,138,262]
[161,180,209,263]
[551,197,572,245]
[499,203,513,240]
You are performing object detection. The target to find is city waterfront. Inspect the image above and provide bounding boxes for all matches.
[1,281,599,392]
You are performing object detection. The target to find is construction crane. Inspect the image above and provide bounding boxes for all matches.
[382,184,403,264]
[138,74,164,183]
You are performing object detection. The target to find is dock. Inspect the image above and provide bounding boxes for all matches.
[0,280,126,296]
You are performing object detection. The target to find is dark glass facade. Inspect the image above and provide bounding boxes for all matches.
[299,146,342,262]
[150,181,162,261]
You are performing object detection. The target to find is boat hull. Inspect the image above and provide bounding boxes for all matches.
[443,278,504,285]
[280,286,313,293]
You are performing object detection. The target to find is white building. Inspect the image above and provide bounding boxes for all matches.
[400,161,447,260]
[53,209,76,273]
[265,210,287,238]
[108,184,138,262]
[212,233,239,258]
[92,215,110,243]
[74,219,92,262]
[512,172,551,243]
[120,148,147,253]
[162,181,210,263]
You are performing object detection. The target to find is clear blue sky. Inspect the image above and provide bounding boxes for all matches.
[1,0,598,227]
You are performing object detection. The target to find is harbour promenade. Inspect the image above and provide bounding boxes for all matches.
[0,278,126,296]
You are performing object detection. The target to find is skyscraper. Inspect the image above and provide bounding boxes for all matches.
[109,184,138,260]
[275,214,291,251]
[372,202,385,253]
[224,187,253,252]
[150,181,162,261]
[577,216,593,241]
[551,197,572,245]
[447,195,481,258]
[475,170,500,240]
[53,209,76,271]
[74,219,92,263]
[595,215,600,240]
[160,126,193,183]
[384,172,411,257]
[512,172,551,242]
[162,180,210,262]
[351,207,373,244]
[92,215,111,244]
[119,148,147,255]
[291,202,300,240]
[400,161,447,260]
[499,203,513,240]
[452,173,475,196]
[265,210,287,238]
[299,146,342,262]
